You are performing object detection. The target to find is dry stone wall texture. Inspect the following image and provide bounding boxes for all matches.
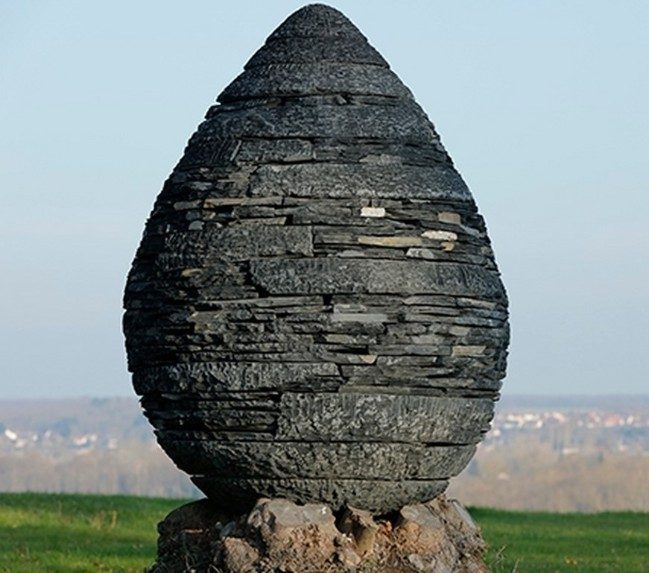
[123,4,509,512]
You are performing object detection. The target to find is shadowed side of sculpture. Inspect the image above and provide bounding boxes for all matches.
[123,3,509,513]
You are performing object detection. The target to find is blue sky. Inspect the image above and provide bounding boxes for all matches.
[1,1,647,397]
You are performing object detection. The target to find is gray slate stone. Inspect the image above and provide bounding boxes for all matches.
[220,63,412,101]
[192,476,449,514]
[249,258,506,298]
[132,361,341,394]
[276,393,493,443]
[122,4,509,512]
[162,440,476,480]
[248,163,470,200]
[200,101,439,144]
[244,36,388,68]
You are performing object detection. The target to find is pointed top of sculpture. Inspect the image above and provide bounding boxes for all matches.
[218,4,408,102]
[266,4,369,41]
[246,3,388,69]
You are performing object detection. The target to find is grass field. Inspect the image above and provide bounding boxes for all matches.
[473,508,649,572]
[0,493,648,572]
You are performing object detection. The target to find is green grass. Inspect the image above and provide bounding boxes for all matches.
[0,493,182,572]
[473,507,649,572]
[0,493,648,572]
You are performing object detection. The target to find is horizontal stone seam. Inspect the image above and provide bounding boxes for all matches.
[159,438,475,448]
[139,387,500,395]
[158,438,482,447]
[243,60,389,71]
[141,386,499,397]
[130,359,505,369]
[191,475,449,483]
[213,93,406,109]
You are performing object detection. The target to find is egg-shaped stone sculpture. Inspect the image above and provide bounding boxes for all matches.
[123,4,509,513]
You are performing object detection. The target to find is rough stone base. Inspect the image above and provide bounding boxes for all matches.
[151,495,487,573]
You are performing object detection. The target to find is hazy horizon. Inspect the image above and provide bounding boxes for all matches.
[2,1,648,398]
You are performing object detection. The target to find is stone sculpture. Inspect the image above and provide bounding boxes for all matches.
[123,4,509,514]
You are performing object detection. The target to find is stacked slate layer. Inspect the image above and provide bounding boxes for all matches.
[123,4,509,513]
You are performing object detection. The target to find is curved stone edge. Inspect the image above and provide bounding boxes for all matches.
[191,476,449,514]
[267,5,367,42]
[276,393,494,443]
[158,440,476,480]
[219,63,412,102]
[199,101,439,145]
[132,362,504,395]
[139,389,495,445]
[245,36,388,68]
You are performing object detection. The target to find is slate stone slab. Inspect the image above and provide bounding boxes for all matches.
[247,164,470,200]
[192,476,449,514]
[132,361,341,394]
[276,393,494,443]
[161,440,476,481]
[123,4,509,512]
[200,102,438,143]
[139,225,314,266]
[245,35,387,68]
[220,63,412,101]
[249,258,506,298]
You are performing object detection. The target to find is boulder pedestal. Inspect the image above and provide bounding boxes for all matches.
[151,495,487,573]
